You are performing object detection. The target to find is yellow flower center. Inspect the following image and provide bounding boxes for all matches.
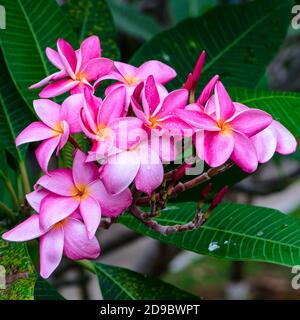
[52,122,64,134]
[124,75,140,85]
[148,116,159,129]
[96,124,112,141]
[71,183,91,201]
[76,72,87,82]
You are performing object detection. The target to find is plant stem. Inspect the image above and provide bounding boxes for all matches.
[0,200,16,222]
[68,136,80,150]
[0,171,19,210]
[19,161,31,195]
[75,259,96,274]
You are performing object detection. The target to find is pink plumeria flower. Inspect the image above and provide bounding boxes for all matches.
[34,149,132,239]
[30,36,113,98]
[2,213,100,279]
[233,102,297,163]
[16,94,84,173]
[80,87,144,161]
[95,60,176,112]
[177,81,273,173]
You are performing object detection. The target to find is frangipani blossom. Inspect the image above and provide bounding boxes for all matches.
[96,60,176,112]
[35,149,132,239]
[2,213,100,279]
[30,36,113,98]
[16,94,84,172]
[177,81,273,173]
[80,87,144,161]
[233,102,297,163]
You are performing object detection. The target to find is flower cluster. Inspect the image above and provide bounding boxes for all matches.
[3,36,296,278]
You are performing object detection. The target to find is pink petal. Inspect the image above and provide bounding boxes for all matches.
[231,131,258,173]
[35,136,61,173]
[97,86,126,125]
[228,109,272,137]
[29,70,66,89]
[101,150,140,194]
[204,131,234,167]
[176,109,219,130]
[40,226,64,278]
[135,143,163,195]
[114,61,138,80]
[272,120,297,155]
[57,121,70,152]
[214,81,235,122]
[46,47,64,69]
[72,149,98,187]
[144,75,160,115]
[105,83,124,96]
[82,58,113,82]
[60,94,84,133]
[79,196,101,239]
[39,194,80,231]
[78,35,101,71]
[39,79,79,98]
[150,133,178,162]
[251,127,276,163]
[194,131,204,160]
[136,60,176,84]
[36,168,76,196]
[131,96,151,125]
[197,75,219,106]
[57,38,77,78]
[63,218,100,260]
[33,99,61,128]
[89,180,132,217]
[160,116,193,138]
[26,189,50,212]
[233,102,248,112]
[155,89,188,119]
[16,122,55,147]
[2,214,43,242]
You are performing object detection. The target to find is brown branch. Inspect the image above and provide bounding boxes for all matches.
[68,136,80,150]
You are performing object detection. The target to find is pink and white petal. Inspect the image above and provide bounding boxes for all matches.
[228,109,272,137]
[97,86,126,125]
[89,180,132,217]
[114,61,138,79]
[2,214,44,242]
[16,122,55,147]
[94,72,124,88]
[155,89,188,118]
[104,83,124,97]
[271,120,297,155]
[57,121,70,153]
[35,136,61,173]
[63,218,100,260]
[26,189,50,212]
[135,144,163,195]
[39,194,80,231]
[160,116,193,138]
[214,81,235,122]
[136,60,176,84]
[40,226,64,278]
[78,35,101,71]
[33,99,61,128]
[101,150,140,194]
[231,131,258,173]
[82,58,113,82]
[29,70,66,89]
[60,94,84,133]
[72,149,99,187]
[204,94,217,115]
[150,134,177,162]
[193,130,205,160]
[176,109,219,130]
[143,75,160,115]
[57,38,77,78]
[46,47,64,69]
[204,131,234,167]
[131,96,151,125]
[79,196,101,239]
[186,103,203,112]
[39,79,79,98]
[36,168,76,196]
[197,75,219,106]
[251,127,276,163]
[233,102,248,113]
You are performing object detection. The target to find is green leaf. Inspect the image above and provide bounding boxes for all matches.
[0,51,35,161]
[120,202,300,267]
[107,0,163,41]
[0,232,37,300]
[130,0,291,89]
[94,263,199,300]
[170,0,218,23]
[34,277,65,300]
[0,0,77,108]
[64,0,120,60]
[230,87,300,138]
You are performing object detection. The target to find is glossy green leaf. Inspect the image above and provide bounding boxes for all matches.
[120,202,300,267]
[34,277,65,300]
[130,0,291,89]
[64,0,120,60]
[94,263,199,300]
[107,0,163,41]
[0,0,77,108]
[0,232,37,300]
